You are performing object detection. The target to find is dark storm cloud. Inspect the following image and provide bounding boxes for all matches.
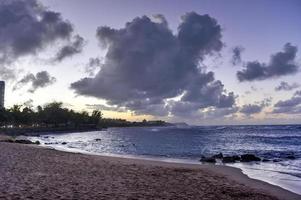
[240,104,263,115]
[275,81,300,91]
[14,71,56,93]
[71,12,235,118]
[231,46,244,66]
[169,101,238,119]
[169,101,202,118]
[237,43,299,82]
[85,57,102,76]
[274,97,301,108]
[272,91,301,114]
[177,13,223,56]
[0,0,82,65]
[272,106,301,114]
[240,98,271,115]
[54,35,85,62]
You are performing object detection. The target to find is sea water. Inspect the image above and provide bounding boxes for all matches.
[28,125,301,195]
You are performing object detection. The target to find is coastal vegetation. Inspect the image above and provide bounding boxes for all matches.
[0,102,168,135]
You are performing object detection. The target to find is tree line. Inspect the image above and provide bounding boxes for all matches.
[0,102,102,128]
[0,102,169,130]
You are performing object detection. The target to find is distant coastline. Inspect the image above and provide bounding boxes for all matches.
[0,101,171,136]
[0,121,171,136]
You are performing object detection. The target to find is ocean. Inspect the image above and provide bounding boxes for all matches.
[28,125,301,195]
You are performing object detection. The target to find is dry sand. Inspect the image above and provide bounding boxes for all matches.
[0,139,300,200]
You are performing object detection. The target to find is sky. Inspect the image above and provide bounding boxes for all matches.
[0,0,301,125]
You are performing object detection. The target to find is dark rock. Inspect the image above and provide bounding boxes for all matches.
[240,154,261,162]
[232,155,241,161]
[15,139,35,144]
[94,138,101,141]
[61,142,67,145]
[35,141,40,145]
[200,156,216,163]
[45,142,58,145]
[273,159,282,162]
[222,156,235,163]
[262,158,270,162]
[1,139,14,143]
[212,153,223,159]
[222,155,240,163]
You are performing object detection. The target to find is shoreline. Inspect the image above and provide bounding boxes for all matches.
[0,140,300,199]
[44,144,301,199]
[31,141,301,196]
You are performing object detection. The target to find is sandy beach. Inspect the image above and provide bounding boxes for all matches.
[0,139,300,200]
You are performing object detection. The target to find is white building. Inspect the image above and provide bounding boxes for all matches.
[0,81,5,108]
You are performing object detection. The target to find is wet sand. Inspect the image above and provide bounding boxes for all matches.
[0,140,300,200]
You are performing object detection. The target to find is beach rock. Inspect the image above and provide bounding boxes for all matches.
[0,139,14,143]
[94,138,101,141]
[240,154,261,162]
[15,139,35,144]
[45,142,56,145]
[233,155,241,161]
[200,156,216,163]
[212,153,223,159]
[222,155,240,163]
[35,141,40,145]
[61,142,67,145]
[45,142,59,145]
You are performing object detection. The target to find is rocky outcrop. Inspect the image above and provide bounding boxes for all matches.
[0,138,40,145]
[240,154,261,162]
[200,156,216,163]
[212,153,223,159]
[200,153,263,164]
[222,155,240,163]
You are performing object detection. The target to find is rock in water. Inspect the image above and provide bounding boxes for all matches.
[222,155,240,163]
[15,139,35,144]
[212,153,223,159]
[240,154,261,162]
[200,156,216,163]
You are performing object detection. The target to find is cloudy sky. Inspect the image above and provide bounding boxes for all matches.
[1,0,301,125]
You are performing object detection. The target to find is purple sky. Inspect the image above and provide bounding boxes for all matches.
[1,0,301,125]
